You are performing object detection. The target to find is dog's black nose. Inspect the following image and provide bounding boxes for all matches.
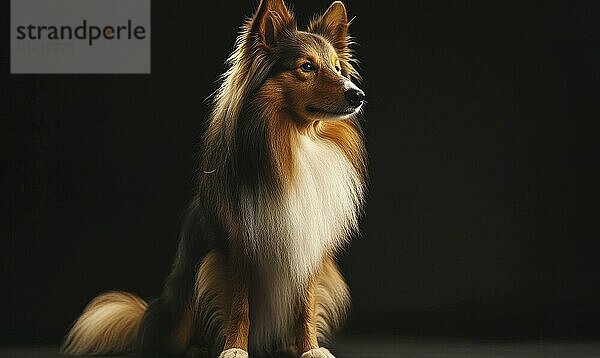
[345,88,365,108]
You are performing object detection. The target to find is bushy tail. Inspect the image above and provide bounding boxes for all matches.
[61,291,148,356]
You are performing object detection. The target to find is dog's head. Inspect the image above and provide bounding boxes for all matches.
[246,0,364,123]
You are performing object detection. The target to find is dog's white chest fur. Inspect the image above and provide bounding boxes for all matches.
[281,135,362,278]
[240,134,363,351]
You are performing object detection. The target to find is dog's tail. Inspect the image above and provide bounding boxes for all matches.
[61,291,148,356]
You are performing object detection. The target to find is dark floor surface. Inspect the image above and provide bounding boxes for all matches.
[2,337,600,358]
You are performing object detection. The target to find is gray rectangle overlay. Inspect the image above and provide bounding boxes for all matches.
[11,0,150,74]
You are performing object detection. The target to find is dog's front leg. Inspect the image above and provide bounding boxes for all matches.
[219,269,250,358]
[297,276,335,358]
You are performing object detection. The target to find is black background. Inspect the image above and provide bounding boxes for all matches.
[2,0,600,345]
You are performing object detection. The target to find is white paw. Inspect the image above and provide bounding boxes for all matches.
[218,348,249,358]
[301,347,336,358]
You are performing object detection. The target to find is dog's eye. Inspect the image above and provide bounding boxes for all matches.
[299,62,315,72]
[335,65,341,72]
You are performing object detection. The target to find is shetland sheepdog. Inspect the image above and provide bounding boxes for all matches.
[62,1,366,357]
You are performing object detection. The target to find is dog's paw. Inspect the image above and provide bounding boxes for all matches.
[300,347,335,358]
[218,348,249,358]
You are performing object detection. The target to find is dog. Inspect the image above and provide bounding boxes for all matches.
[62,1,366,357]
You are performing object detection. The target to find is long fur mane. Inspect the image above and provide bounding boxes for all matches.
[200,7,366,240]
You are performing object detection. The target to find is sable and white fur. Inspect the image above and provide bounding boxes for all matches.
[62,0,366,357]
[238,135,362,351]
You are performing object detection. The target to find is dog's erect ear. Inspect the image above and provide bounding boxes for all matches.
[250,0,293,47]
[308,1,349,52]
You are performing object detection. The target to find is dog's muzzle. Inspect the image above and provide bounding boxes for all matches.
[344,81,365,108]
